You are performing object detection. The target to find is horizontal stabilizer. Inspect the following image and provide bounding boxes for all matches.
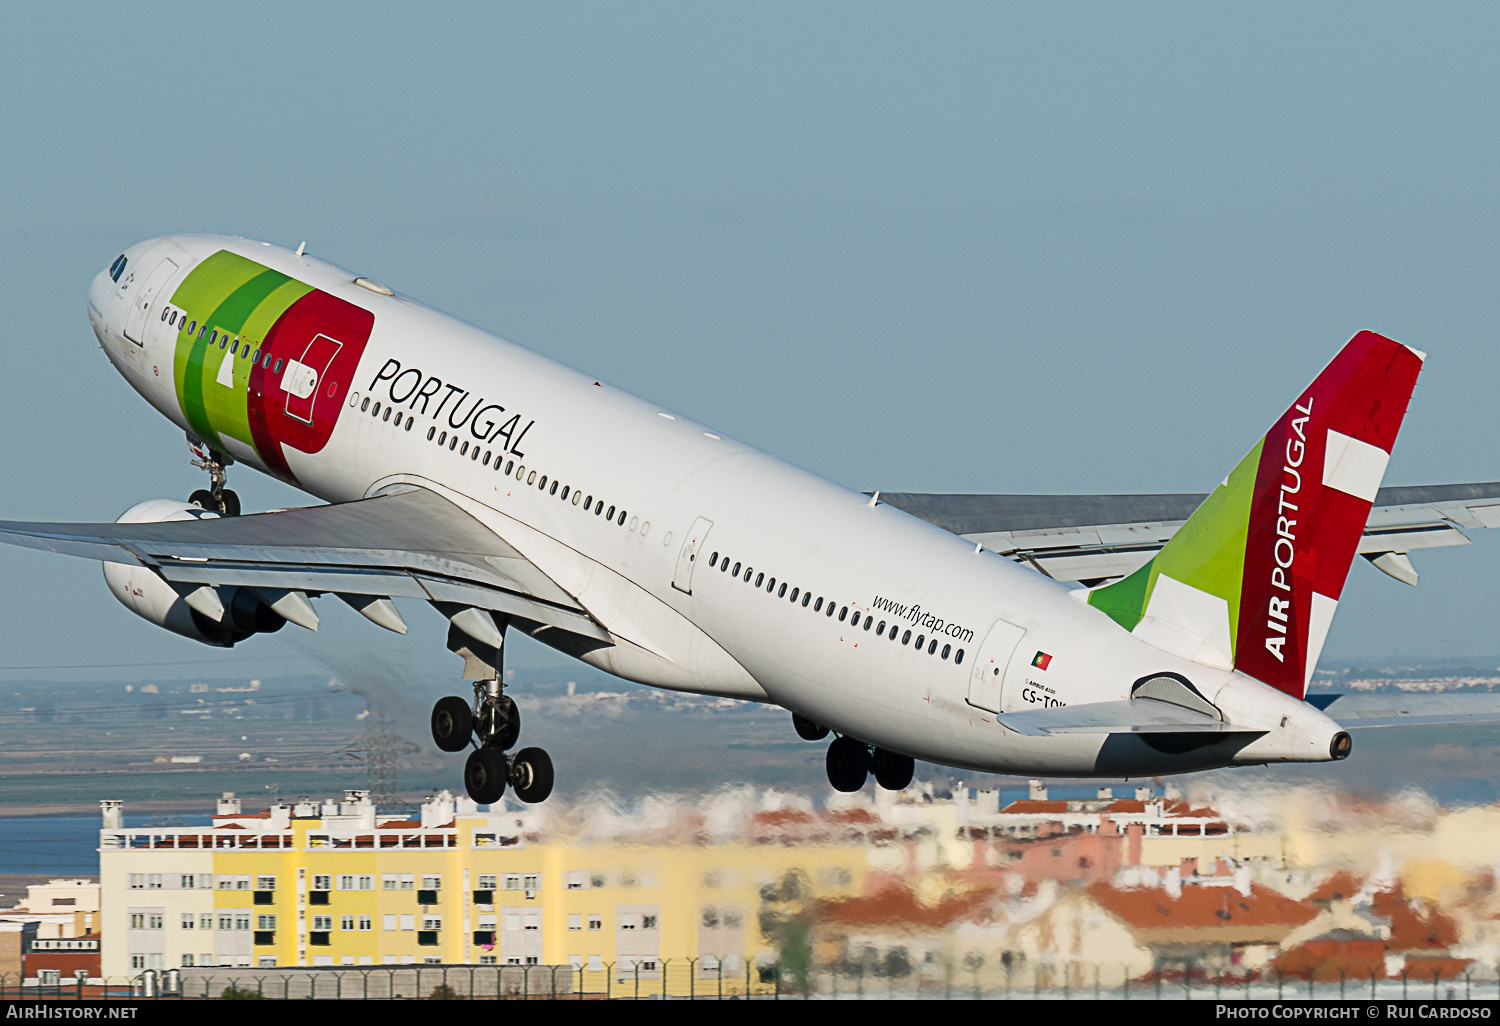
[1310,692,1500,729]
[995,699,1259,737]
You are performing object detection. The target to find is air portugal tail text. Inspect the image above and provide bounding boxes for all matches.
[1233,332,1423,698]
[1087,332,1423,700]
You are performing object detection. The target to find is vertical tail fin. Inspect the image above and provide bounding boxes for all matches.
[1088,331,1424,698]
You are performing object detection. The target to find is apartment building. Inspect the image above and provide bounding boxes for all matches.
[98,789,867,978]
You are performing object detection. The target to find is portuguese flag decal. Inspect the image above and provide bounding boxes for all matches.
[1032,651,1052,671]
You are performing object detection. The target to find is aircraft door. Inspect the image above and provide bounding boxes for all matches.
[966,618,1027,714]
[283,333,343,425]
[122,257,179,345]
[671,517,714,595]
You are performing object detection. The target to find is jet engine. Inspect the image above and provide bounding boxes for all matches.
[102,499,286,647]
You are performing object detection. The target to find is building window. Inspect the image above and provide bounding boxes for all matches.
[503,876,521,890]
[130,955,144,970]
[128,874,143,890]
[181,955,194,967]
[340,915,355,931]
[257,957,276,968]
[400,914,414,931]
[588,916,602,931]
[643,915,658,929]
[148,874,162,889]
[199,914,213,930]
[422,874,442,890]
[180,914,194,929]
[312,875,331,891]
[382,915,397,931]
[256,915,276,931]
[423,915,442,931]
[478,874,496,890]
[567,914,582,931]
[312,915,332,931]
[523,875,539,891]
[358,915,372,932]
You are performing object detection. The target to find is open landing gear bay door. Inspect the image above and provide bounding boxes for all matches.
[0,487,610,644]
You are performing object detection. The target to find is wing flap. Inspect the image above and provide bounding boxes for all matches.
[878,482,1500,584]
[0,487,610,643]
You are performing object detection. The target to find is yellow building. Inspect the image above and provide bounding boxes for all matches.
[98,790,868,981]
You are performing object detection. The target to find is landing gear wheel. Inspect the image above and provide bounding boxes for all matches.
[430,696,474,753]
[491,694,520,751]
[826,736,870,792]
[872,748,915,791]
[792,713,829,741]
[464,746,507,804]
[189,489,217,513]
[510,747,554,804]
[220,489,240,517]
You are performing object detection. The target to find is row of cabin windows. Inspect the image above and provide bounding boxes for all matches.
[705,551,965,665]
[409,425,648,534]
[161,306,291,380]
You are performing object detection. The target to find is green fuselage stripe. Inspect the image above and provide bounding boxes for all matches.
[170,251,311,453]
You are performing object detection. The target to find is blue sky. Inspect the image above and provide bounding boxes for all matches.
[1,2,1499,678]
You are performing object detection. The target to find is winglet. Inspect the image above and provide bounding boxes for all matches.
[1088,332,1424,699]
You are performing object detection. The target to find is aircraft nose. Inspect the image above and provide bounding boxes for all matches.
[88,253,126,344]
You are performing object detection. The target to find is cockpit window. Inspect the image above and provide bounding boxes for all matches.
[108,255,127,282]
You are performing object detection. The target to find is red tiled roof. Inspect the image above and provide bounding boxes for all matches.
[1088,881,1317,939]
[1373,889,1460,952]
[1309,871,1363,904]
[819,886,991,930]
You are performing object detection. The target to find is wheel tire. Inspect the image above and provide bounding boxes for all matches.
[220,490,241,517]
[825,736,870,793]
[792,712,829,742]
[464,746,507,804]
[494,695,521,751]
[189,489,217,512]
[872,748,915,791]
[430,696,473,753]
[510,747,554,804]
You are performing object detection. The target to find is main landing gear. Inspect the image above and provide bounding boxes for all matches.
[793,712,914,793]
[430,621,554,805]
[187,436,239,517]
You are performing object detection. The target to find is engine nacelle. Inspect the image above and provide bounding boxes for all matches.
[102,500,286,647]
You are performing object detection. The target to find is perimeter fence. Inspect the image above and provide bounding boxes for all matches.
[2,961,1497,1000]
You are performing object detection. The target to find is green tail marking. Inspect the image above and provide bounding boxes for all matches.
[1087,438,1263,650]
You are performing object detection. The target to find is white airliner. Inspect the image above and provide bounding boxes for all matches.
[5,234,1500,805]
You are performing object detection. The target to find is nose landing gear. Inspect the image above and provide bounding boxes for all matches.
[187,436,239,516]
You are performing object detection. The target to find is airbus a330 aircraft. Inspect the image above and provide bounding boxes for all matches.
[6,234,1500,805]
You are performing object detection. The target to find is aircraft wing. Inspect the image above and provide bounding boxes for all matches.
[994,699,1263,738]
[1308,692,1500,729]
[0,487,610,642]
[878,482,1500,586]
